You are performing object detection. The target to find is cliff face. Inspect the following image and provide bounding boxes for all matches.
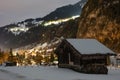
[77,0,120,53]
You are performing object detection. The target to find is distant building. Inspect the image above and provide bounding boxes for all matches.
[116,54,120,67]
[55,39,116,74]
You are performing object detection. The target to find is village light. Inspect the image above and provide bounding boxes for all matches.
[43,15,80,26]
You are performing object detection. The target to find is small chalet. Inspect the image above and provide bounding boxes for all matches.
[55,39,115,74]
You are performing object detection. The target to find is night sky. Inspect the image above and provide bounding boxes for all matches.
[0,0,80,27]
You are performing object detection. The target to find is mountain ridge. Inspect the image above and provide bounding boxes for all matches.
[0,0,87,49]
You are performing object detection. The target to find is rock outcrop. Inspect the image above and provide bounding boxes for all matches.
[77,0,120,53]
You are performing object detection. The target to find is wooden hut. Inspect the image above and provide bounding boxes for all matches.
[55,39,115,74]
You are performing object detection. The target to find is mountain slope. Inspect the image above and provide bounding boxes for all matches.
[42,0,87,21]
[77,0,120,53]
[0,18,79,49]
[0,0,87,49]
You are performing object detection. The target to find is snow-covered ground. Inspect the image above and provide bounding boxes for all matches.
[0,66,120,80]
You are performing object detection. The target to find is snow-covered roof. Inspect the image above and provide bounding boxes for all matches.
[66,39,115,55]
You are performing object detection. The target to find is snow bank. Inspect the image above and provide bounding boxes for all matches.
[0,66,120,80]
[0,68,30,80]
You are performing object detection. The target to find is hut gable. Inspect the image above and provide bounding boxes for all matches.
[66,39,115,55]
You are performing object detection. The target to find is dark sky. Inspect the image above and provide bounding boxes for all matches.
[0,0,80,27]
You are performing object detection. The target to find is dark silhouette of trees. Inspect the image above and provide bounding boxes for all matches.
[50,53,55,63]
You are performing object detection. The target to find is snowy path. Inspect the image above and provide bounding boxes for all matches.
[0,66,120,80]
[0,69,29,80]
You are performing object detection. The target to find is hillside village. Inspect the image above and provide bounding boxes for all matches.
[0,37,64,66]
